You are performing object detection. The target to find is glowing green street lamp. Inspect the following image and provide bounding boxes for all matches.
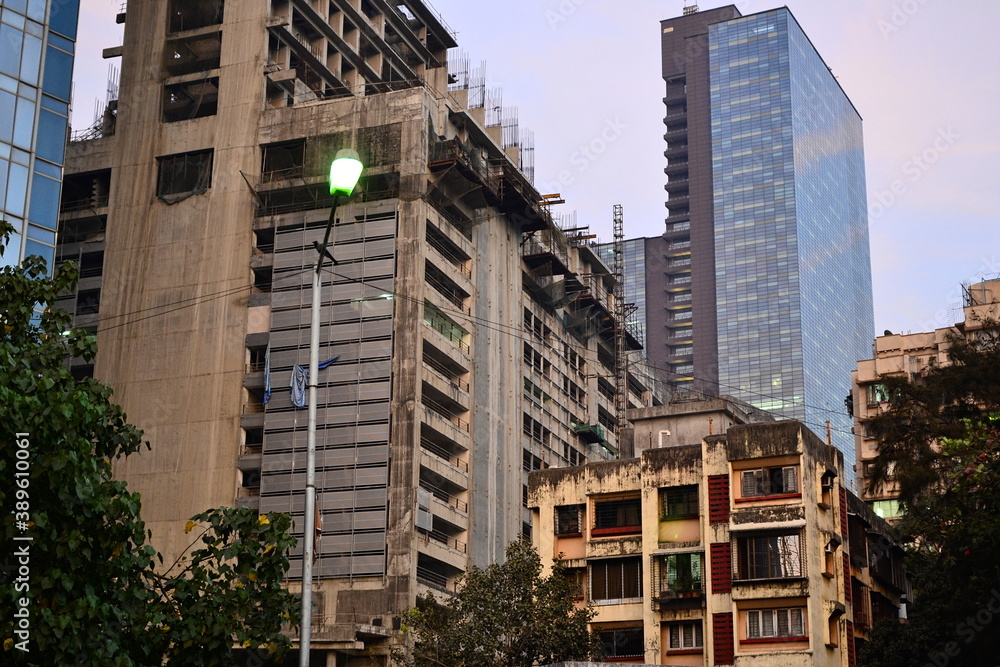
[300,149,363,666]
[328,148,364,197]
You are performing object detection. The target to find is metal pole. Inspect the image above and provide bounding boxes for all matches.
[300,197,339,666]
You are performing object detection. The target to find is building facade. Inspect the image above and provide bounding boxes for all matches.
[530,412,906,666]
[0,0,79,267]
[53,0,654,663]
[645,5,875,470]
[851,278,1000,518]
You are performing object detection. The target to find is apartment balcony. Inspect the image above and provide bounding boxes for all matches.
[421,357,470,406]
[417,529,467,571]
[664,108,688,122]
[666,193,690,209]
[663,142,689,159]
[420,448,467,491]
[663,159,689,176]
[663,127,688,142]
[664,177,690,193]
[425,261,471,315]
[416,553,462,596]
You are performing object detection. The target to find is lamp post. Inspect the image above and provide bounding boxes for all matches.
[300,148,363,666]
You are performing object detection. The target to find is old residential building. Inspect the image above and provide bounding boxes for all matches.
[850,278,1000,519]
[530,410,905,666]
[53,0,653,662]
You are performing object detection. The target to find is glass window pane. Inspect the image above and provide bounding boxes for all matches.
[27,0,45,22]
[12,95,34,149]
[36,109,66,164]
[0,157,7,209]
[5,0,28,15]
[26,223,54,243]
[42,46,72,101]
[49,0,79,39]
[3,9,26,29]
[0,89,14,143]
[6,161,28,216]
[28,171,59,229]
[33,157,59,178]
[24,238,52,268]
[0,230,22,267]
[40,95,67,114]
[0,24,24,79]
[47,32,74,54]
[19,33,41,86]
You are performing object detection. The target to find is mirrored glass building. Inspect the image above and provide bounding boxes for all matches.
[0,0,78,268]
[651,5,874,472]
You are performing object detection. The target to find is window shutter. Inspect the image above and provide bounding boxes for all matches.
[783,466,798,493]
[669,624,680,649]
[712,613,735,665]
[710,542,732,594]
[847,620,857,666]
[708,475,730,523]
[761,609,775,637]
[683,623,693,647]
[742,470,757,497]
[695,621,703,647]
[791,608,804,637]
[747,610,760,638]
[776,609,789,636]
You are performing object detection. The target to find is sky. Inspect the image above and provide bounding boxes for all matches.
[70,0,1000,335]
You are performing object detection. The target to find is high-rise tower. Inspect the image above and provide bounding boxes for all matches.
[652,5,874,470]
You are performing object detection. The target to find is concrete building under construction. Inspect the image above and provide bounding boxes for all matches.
[54,0,657,662]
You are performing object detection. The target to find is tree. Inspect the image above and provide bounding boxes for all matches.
[393,540,599,667]
[859,322,1000,667]
[0,223,299,665]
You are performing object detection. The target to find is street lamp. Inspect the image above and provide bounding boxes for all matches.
[300,148,363,666]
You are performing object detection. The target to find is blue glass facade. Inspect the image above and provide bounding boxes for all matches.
[0,0,79,269]
[709,9,873,468]
[597,238,649,347]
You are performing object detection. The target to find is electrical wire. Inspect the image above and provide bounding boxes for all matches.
[316,264,860,439]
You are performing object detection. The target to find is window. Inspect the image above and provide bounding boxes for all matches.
[740,466,798,498]
[667,621,703,650]
[592,497,641,536]
[157,148,213,200]
[866,383,890,406]
[661,485,698,519]
[555,505,583,536]
[656,553,703,597]
[589,558,642,602]
[598,627,643,659]
[746,607,806,640]
[563,567,585,598]
[871,499,902,519]
[735,533,803,580]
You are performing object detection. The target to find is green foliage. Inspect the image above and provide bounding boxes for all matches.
[860,322,1000,667]
[393,540,599,667]
[0,222,299,665]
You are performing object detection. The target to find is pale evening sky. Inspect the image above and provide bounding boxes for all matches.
[71,0,1000,338]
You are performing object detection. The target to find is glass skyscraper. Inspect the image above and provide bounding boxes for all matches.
[0,0,79,268]
[650,5,874,472]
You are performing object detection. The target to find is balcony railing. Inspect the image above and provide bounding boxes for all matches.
[423,398,470,433]
[421,529,467,554]
[420,437,469,473]
[416,566,458,593]
[419,481,468,513]
[423,356,470,392]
